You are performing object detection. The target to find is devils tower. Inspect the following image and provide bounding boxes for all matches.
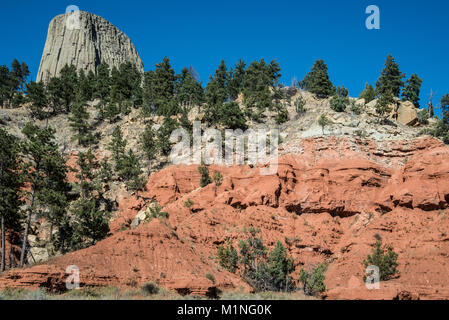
[36,11,143,83]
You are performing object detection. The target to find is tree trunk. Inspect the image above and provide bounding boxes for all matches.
[20,185,36,267]
[1,215,5,272]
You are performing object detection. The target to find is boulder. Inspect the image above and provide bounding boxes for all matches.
[396,101,418,126]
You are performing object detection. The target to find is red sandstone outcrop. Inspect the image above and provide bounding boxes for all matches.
[1,136,448,299]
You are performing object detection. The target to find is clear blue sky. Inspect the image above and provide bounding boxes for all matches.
[1,0,448,111]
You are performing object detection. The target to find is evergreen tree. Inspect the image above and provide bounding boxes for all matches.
[68,148,110,249]
[0,129,24,271]
[142,70,155,116]
[68,92,95,147]
[20,123,69,266]
[359,83,376,103]
[26,81,48,119]
[242,59,273,116]
[118,149,145,198]
[228,60,246,100]
[441,94,449,122]
[73,149,98,199]
[300,60,335,98]
[175,67,204,108]
[148,57,178,116]
[318,114,332,135]
[205,60,229,124]
[59,64,78,112]
[111,62,142,109]
[47,77,65,115]
[71,197,110,247]
[402,74,422,108]
[375,89,395,122]
[140,120,158,163]
[198,164,211,188]
[94,62,111,119]
[107,126,127,171]
[219,101,247,130]
[78,69,95,102]
[8,59,30,107]
[375,55,405,98]
[330,86,349,112]
[0,65,9,107]
[157,117,179,156]
[266,241,295,291]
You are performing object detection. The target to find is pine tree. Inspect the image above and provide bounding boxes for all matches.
[219,101,247,130]
[441,94,449,124]
[107,126,127,171]
[58,64,78,112]
[78,69,95,102]
[68,92,95,147]
[71,197,110,247]
[300,60,335,98]
[375,55,405,98]
[68,148,110,249]
[118,149,145,198]
[8,59,30,108]
[142,70,155,116]
[94,62,111,119]
[73,149,98,199]
[47,77,65,115]
[175,67,204,108]
[110,62,142,110]
[228,60,246,101]
[26,81,48,119]
[266,241,295,291]
[376,89,395,122]
[359,83,376,103]
[0,129,24,271]
[205,60,229,124]
[330,86,349,112]
[0,65,9,107]
[242,59,273,115]
[148,57,177,116]
[198,164,211,188]
[157,117,179,156]
[20,123,69,266]
[402,74,422,107]
[318,114,331,135]
[140,120,158,163]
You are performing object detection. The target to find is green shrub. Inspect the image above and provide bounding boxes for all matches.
[149,204,169,219]
[217,240,238,273]
[417,109,429,125]
[198,164,211,187]
[184,198,194,209]
[363,239,399,281]
[294,96,306,114]
[350,100,362,115]
[205,273,215,284]
[141,282,160,295]
[299,262,328,296]
[238,238,295,292]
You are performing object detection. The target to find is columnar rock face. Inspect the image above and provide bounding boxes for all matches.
[36,11,144,83]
